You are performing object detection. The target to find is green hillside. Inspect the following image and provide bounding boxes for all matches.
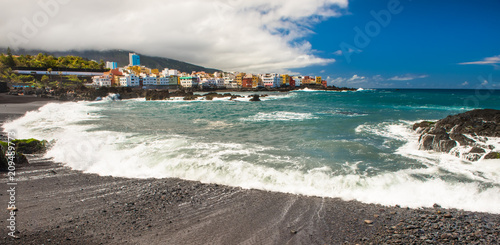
[0,48,221,73]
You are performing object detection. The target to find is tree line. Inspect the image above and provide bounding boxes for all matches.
[0,48,103,89]
[0,48,104,69]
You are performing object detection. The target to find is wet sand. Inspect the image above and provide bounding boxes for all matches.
[1,93,499,244]
[0,93,57,125]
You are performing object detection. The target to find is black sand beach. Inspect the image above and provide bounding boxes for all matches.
[1,93,499,244]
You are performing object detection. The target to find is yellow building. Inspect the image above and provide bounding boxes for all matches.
[315,76,322,84]
[281,74,289,86]
[252,75,262,88]
[235,73,245,87]
[113,75,123,87]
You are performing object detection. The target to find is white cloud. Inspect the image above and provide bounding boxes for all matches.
[348,74,366,82]
[333,50,343,55]
[328,74,374,87]
[0,0,348,73]
[481,80,488,86]
[333,47,361,56]
[388,74,428,81]
[459,55,500,66]
[461,81,469,86]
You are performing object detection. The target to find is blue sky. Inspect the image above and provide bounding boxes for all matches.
[1,0,499,89]
[296,0,500,88]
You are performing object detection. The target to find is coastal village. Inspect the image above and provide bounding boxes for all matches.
[91,53,328,90]
[0,50,353,101]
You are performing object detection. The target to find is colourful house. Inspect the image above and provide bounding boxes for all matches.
[315,76,322,85]
[242,77,253,88]
[281,74,290,86]
[235,73,245,87]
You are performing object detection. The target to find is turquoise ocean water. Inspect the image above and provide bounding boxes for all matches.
[4,89,500,213]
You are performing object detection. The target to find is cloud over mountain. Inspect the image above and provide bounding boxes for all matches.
[1,0,348,73]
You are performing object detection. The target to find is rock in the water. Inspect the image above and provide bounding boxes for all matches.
[146,90,170,101]
[249,94,261,102]
[469,147,486,154]
[484,152,500,159]
[413,109,500,161]
[413,121,435,131]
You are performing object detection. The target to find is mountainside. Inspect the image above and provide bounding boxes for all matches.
[1,48,221,73]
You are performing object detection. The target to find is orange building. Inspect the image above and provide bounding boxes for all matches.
[102,69,123,87]
[242,77,253,88]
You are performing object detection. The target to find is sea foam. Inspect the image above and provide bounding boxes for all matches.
[3,100,500,214]
[240,111,319,122]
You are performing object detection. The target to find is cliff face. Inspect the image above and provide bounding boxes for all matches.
[413,109,500,161]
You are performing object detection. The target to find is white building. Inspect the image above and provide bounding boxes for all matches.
[261,73,280,88]
[180,76,199,88]
[216,78,225,88]
[168,69,179,76]
[120,74,140,87]
[223,73,238,88]
[92,74,112,87]
[199,77,216,88]
[161,68,170,77]
[106,61,117,69]
[224,80,238,88]
[292,76,303,87]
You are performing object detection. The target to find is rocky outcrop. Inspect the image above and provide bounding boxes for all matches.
[249,94,261,102]
[413,109,500,161]
[12,139,48,154]
[203,92,233,100]
[146,90,170,101]
[0,139,44,171]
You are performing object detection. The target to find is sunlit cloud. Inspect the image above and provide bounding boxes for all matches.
[388,74,428,81]
[459,55,500,66]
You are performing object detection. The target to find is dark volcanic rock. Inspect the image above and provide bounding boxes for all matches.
[249,94,261,102]
[413,109,500,161]
[146,90,170,101]
[183,93,199,101]
[435,109,500,137]
[484,152,500,159]
[203,92,232,100]
[0,144,8,171]
[0,142,30,171]
[469,147,486,154]
[12,138,48,154]
[412,121,435,131]
[230,95,242,100]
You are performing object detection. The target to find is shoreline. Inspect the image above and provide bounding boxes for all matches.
[1,93,499,244]
[0,93,58,126]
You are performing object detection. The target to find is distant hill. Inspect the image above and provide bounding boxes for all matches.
[0,48,221,74]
